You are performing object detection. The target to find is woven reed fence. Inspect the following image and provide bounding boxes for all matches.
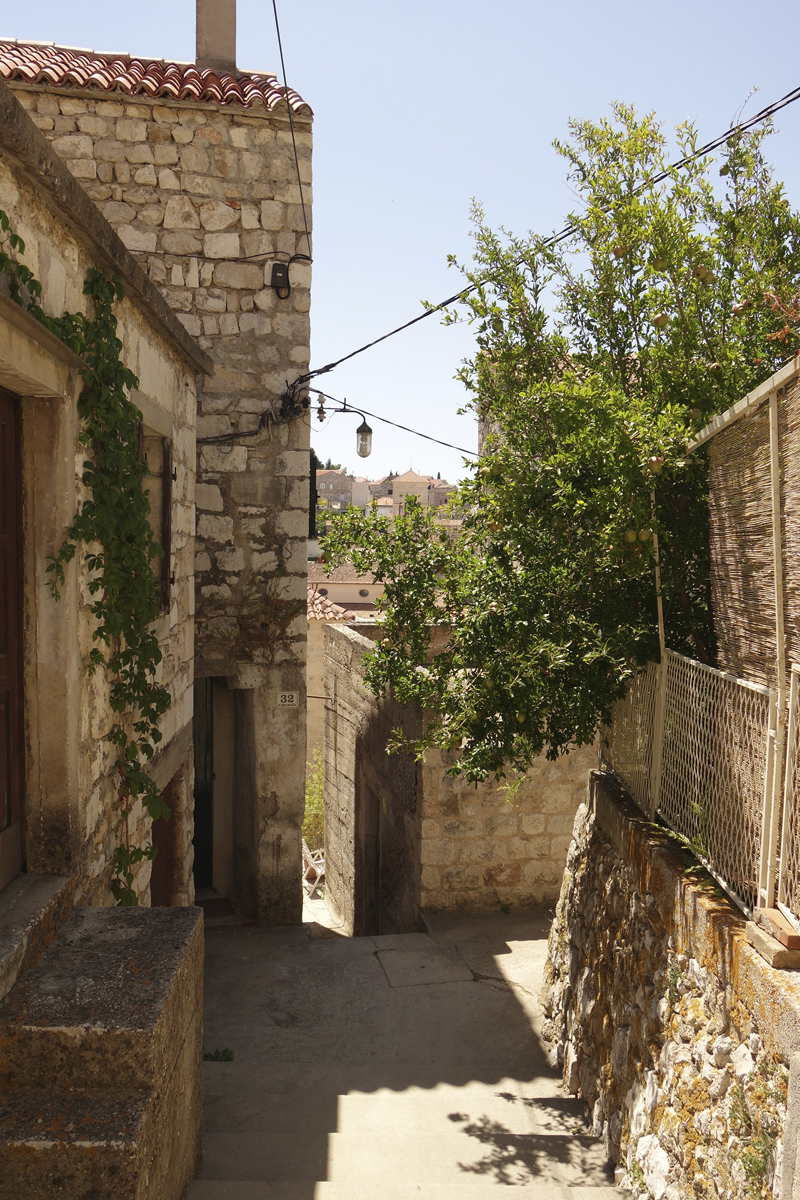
[600,364,800,919]
[708,373,800,689]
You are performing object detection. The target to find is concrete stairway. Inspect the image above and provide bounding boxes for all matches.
[189,911,626,1199]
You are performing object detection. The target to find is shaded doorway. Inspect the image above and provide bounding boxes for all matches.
[150,776,175,906]
[193,678,214,890]
[192,679,256,919]
[0,388,23,893]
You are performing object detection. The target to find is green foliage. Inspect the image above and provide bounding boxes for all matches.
[0,208,170,905]
[203,1048,234,1062]
[303,748,325,850]
[323,105,800,781]
[730,1081,778,1197]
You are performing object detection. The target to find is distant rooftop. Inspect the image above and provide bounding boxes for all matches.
[307,563,376,586]
[307,588,352,622]
[0,39,312,113]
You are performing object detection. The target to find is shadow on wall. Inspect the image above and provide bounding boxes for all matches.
[197,909,615,1192]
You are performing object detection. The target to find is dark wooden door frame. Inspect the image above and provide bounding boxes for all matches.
[193,678,214,890]
[0,387,24,891]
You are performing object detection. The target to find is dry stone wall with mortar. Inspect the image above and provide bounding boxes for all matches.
[9,80,313,921]
[543,772,800,1200]
[0,83,204,906]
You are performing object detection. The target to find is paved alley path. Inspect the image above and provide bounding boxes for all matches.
[188,909,623,1199]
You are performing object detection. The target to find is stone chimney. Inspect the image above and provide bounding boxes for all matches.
[196,0,237,74]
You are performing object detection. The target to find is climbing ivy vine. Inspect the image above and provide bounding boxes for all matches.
[1,208,171,905]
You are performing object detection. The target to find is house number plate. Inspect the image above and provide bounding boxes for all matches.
[276,691,299,708]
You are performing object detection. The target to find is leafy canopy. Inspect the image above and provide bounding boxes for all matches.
[324,104,800,781]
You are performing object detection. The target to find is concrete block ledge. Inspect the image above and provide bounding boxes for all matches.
[0,905,203,1200]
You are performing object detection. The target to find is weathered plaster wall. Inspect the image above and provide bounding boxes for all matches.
[0,99,200,906]
[323,623,596,932]
[543,771,800,1200]
[9,80,313,922]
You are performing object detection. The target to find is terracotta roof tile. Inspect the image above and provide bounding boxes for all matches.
[307,587,352,622]
[0,39,311,113]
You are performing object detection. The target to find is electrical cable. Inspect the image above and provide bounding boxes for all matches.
[311,389,478,457]
[295,82,800,387]
[271,0,313,261]
[198,388,477,456]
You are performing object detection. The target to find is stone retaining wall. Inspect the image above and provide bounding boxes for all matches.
[543,771,800,1200]
[420,742,596,913]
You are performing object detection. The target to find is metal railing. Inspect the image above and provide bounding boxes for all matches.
[601,661,660,817]
[603,649,778,916]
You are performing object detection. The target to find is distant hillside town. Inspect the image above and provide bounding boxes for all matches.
[313,464,458,519]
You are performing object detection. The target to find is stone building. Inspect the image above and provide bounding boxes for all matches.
[307,562,383,612]
[390,468,429,516]
[0,8,314,923]
[0,77,203,1197]
[368,472,396,501]
[316,467,353,508]
[323,623,596,935]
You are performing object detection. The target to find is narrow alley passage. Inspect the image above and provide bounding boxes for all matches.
[188,910,625,1199]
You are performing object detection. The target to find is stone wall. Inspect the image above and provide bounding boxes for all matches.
[420,742,596,913]
[323,623,596,932]
[9,77,313,921]
[0,80,204,906]
[323,623,422,935]
[543,771,800,1200]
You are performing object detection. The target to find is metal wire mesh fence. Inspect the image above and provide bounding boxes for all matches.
[601,662,660,817]
[605,649,776,915]
[658,651,773,913]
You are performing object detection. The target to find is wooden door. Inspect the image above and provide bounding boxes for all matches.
[363,784,381,935]
[0,388,23,891]
[150,779,174,906]
[193,678,214,890]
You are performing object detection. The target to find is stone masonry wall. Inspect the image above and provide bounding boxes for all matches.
[9,81,312,672]
[543,772,800,1200]
[0,104,199,906]
[9,80,313,921]
[420,742,596,912]
[323,623,597,931]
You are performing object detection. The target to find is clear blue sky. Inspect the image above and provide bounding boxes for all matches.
[8,1,800,480]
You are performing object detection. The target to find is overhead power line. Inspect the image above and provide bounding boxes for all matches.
[297,82,800,387]
[271,0,312,261]
[311,390,478,458]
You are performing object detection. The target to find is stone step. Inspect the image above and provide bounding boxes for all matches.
[202,1078,587,1136]
[0,1086,149,1199]
[198,1130,614,1187]
[188,1183,627,1199]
